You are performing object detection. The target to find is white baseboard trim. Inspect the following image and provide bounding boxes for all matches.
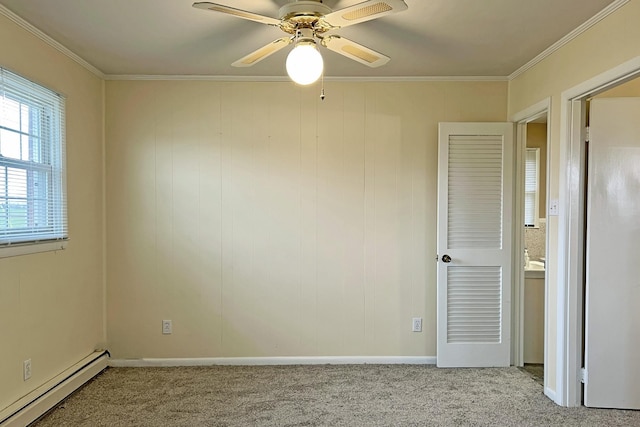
[109,356,437,368]
[544,386,557,402]
[0,351,108,427]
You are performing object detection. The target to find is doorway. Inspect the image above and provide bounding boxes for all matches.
[522,118,547,385]
[511,103,550,389]
[559,57,640,407]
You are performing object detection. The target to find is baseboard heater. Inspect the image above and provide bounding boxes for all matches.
[0,350,109,427]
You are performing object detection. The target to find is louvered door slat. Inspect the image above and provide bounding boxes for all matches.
[447,136,503,249]
[447,266,502,343]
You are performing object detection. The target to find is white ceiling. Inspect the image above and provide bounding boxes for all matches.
[0,0,616,78]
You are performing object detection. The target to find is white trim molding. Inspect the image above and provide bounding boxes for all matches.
[510,97,551,386]
[558,55,640,407]
[545,387,557,403]
[0,5,507,85]
[0,1,630,83]
[0,351,108,427]
[0,5,105,79]
[105,75,291,82]
[104,74,508,82]
[109,356,437,368]
[510,98,552,124]
[509,0,630,80]
[0,240,67,259]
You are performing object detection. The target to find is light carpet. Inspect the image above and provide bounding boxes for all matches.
[32,365,640,426]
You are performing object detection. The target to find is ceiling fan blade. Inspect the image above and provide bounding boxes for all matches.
[323,0,408,28]
[232,37,292,67]
[322,35,389,67]
[193,2,281,26]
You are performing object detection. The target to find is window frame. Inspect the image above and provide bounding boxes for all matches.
[0,68,67,258]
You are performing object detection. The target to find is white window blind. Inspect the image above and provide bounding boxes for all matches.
[0,68,67,248]
[524,148,539,227]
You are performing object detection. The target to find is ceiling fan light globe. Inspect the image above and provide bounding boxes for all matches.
[286,44,323,85]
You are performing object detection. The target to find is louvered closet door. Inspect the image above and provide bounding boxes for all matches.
[436,123,514,368]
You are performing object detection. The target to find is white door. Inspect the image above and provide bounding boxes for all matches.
[437,122,514,367]
[584,98,640,409]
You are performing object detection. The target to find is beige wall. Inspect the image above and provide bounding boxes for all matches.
[105,80,507,359]
[508,0,640,395]
[595,74,640,97]
[0,16,104,411]
[4,0,634,406]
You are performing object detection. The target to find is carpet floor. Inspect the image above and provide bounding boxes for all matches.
[32,365,640,426]
[520,364,544,386]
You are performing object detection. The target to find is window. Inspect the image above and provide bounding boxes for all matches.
[0,68,67,256]
[524,147,540,228]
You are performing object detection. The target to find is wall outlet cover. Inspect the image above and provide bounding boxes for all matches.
[23,359,32,381]
[412,317,422,332]
[162,320,172,335]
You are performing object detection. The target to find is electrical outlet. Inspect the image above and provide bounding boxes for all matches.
[549,198,559,216]
[412,317,422,332]
[23,359,32,381]
[162,319,172,335]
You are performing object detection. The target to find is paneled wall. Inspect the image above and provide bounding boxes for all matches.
[106,80,507,358]
[0,15,104,412]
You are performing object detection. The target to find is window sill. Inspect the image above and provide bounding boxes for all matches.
[0,240,68,259]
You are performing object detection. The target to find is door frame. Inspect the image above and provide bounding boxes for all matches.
[510,99,551,372]
[558,56,640,407]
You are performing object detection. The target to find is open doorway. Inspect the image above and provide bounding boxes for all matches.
[522,118,547,385]
[558,57,640,407]
[510,99,550,390]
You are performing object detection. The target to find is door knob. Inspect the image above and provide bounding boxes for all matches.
[441,254,452,263]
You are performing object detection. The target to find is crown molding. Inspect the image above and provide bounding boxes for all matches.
[105,74,508,82]
[327,76,509,82]
[2,0,627,84]
[0,4,105,79]
[105,75,290,82]
[509,0,629,80]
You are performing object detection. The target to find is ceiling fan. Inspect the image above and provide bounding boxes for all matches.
[193,0,409,84]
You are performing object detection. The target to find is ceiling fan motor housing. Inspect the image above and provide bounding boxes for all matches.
[279,1,334,33]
